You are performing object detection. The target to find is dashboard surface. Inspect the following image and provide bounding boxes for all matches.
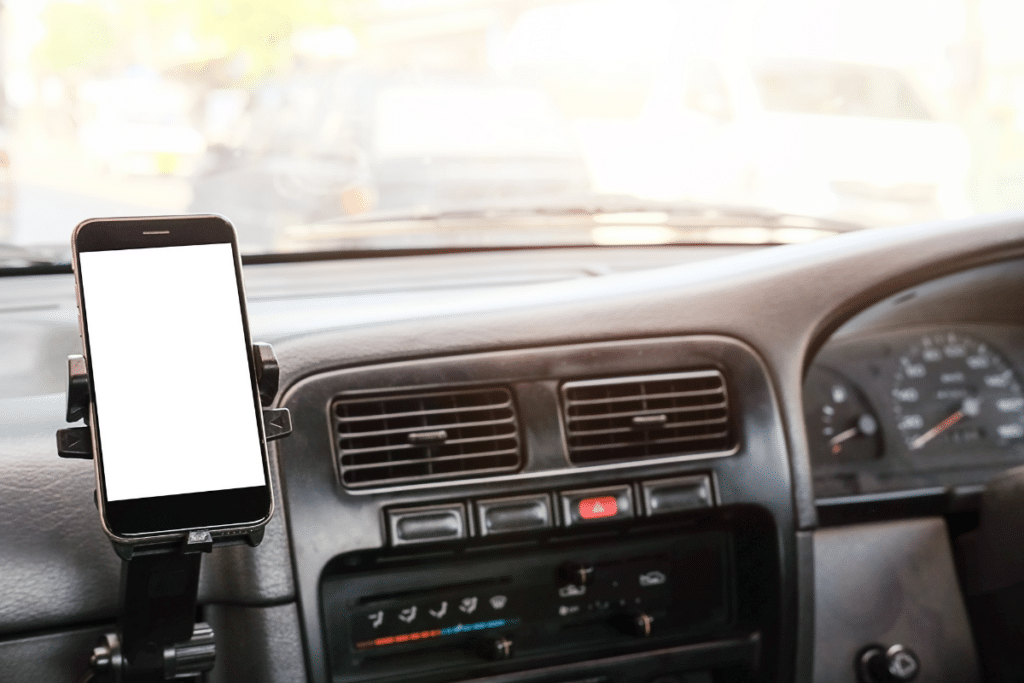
[2,217,1024,682]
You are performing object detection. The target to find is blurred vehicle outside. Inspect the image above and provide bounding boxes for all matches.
[748,59,970,225]
[189,70,369,251]
[77,70,206,177]
[502,1,971,226]
[367,81,589,213]
[191,70,588,251]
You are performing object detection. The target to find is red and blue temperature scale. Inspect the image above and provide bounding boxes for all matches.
[355,618,519,650]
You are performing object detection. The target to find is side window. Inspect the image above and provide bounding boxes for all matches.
[684,59,733,121]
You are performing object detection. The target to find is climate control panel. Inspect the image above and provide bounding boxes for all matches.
[320,519,762,683]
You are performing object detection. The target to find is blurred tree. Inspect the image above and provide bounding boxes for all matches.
[35,2,118,73]
[185,0,349,81]
[35,0,356,81]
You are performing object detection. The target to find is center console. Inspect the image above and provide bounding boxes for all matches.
[276,337,801,683]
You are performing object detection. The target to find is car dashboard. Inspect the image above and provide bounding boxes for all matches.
[2,217,1024,683]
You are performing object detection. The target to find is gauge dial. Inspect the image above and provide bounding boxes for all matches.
[892,332,1024,452]
[804,366,883,464]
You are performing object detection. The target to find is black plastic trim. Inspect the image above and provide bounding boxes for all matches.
[794,530,815,683]
[239,242,780,266]
[816,485,984,527]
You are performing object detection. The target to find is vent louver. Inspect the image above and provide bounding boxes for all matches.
[333,387,521,488]
[562,370,734,465]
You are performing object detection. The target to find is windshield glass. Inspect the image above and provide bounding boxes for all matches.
[1,0,1020,254]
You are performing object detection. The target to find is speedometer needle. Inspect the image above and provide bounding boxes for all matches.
[909,397,980,451]
[910,411,963,450]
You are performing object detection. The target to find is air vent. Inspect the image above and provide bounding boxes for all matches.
[333,387,521,488]
[562,370,734,465]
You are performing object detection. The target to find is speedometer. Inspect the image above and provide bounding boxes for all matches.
[892,332,1024,452]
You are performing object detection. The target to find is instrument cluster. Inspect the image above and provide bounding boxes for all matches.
[805,325,1024,499]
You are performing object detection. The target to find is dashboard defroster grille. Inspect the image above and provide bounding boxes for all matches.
[562,370,734,465]
[333,387,521,487]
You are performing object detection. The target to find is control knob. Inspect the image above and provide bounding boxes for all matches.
[613,611,654,638]
[630,611,654,638]
[857,644,920,682]
[477,635,514,661]
[558,561,594,588]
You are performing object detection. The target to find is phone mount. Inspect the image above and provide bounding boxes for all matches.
[57,342,292,682]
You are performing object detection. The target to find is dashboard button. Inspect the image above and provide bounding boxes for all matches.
[579,496,618,519]
[560,485,633,526]
[641,475,714,516]
[388,504,466,546]
[476,494,552,536]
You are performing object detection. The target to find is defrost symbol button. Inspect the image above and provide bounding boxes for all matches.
[489,595,508,610]
[558,584,586,598]
[639,570,667,587]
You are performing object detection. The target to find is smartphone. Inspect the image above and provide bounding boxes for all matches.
[72,215,272,540]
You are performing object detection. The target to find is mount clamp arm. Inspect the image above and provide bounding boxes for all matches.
[58,342,292,460]
[59,342,292,681]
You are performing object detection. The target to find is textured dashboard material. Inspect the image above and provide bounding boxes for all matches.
[0,397,121,636]
[0,393,294,639]
[206,602,308,683]
[0,624,110,683]
[814,517,980,683]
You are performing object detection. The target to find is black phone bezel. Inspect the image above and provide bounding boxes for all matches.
[73,215,272,538]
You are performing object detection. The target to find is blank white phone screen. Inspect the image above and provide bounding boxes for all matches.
[79,243,266,501]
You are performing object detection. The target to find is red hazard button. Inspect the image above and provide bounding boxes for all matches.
[561,486,633,526]
[579,496,618,519]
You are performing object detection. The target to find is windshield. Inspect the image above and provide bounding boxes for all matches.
[1,0,1020,255]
